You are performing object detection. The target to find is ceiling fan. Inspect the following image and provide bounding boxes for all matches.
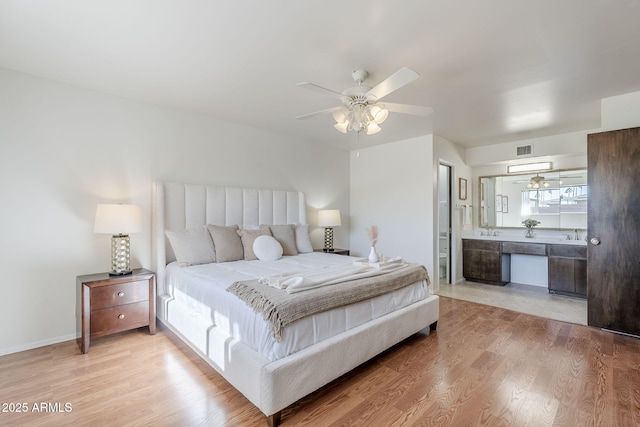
[296,67,433,135]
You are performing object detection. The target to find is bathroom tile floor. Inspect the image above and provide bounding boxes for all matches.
[437,280,588,325]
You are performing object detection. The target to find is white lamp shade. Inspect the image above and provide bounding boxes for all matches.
[94,204,142,234]
[334,121,348,133]
[369,105,389,124]
[317,209,341,227]
[332,108,348,124]
[366,122,382,135]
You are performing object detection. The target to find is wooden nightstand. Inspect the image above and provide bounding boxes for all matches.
[76,268,156,354]
[314,248,350,256]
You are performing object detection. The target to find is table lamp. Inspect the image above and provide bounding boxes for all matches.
[94,204,142,275]
[317,209,341,251]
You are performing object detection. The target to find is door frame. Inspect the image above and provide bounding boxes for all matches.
[437,160,455,288]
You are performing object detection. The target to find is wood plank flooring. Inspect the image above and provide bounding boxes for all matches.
[1,297,639,426]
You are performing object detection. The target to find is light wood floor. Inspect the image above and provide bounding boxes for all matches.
[1,297,639,426]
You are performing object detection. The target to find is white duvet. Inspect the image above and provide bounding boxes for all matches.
[164,252,428,361]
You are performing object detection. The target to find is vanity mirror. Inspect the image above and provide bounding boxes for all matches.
[479,169,587,230]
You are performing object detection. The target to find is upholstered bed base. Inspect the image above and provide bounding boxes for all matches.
[152,182,439,425]
[157,293,438,424]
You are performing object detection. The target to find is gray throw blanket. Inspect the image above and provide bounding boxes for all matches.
[226,263,429,341]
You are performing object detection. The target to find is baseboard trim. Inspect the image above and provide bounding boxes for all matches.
[0,333,77,357]
[602,328,640,339]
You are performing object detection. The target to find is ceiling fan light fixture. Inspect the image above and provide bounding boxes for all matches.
[527,174,548,189]
[345,104,369,133]
[332,108,347,124]
[349,120,366,133]
[334,121,348,133]
[370,105,389,124]
[366,122,381,135]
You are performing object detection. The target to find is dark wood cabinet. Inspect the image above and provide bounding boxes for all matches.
[501,241,547,256]
[462,239,509,285]
[548,244,587,298]
[77,268,156,353]
[464,239,588,296]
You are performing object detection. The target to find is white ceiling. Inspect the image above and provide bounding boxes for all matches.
[2,1,640,150]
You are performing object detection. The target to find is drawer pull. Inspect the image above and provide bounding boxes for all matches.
[118,314,125,319]
[117,292,125,297]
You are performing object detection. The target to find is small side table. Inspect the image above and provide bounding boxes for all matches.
[76,268,156,354]
[315,248,350,256]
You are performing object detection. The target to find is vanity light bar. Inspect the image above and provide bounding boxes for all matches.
[507,162,552,174]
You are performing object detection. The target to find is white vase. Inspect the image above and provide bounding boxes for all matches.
[368,246,378,263]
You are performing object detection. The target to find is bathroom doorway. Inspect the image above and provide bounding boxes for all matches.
[438,163,452,284]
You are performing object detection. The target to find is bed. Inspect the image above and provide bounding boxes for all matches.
[152,182,439,426]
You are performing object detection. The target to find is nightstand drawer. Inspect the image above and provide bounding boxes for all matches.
[77,268,156,353]
[90,301,150,336]
[90,280,149,310]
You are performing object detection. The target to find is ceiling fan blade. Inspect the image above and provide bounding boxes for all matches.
[297,82,344,99]
[383,102,433,116]
[295,106,342,120]
[366,67,420,101]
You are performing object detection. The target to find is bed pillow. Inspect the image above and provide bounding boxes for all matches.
[165,226,216,266]
[253,235,283,261]
[266,224,298,256]
[237,227,272,260]
[206,224,244,262]
[294,224,313,253]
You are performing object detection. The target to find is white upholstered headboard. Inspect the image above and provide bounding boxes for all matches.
[152,182,307,295]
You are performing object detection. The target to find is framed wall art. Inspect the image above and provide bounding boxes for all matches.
[459,178,467,200]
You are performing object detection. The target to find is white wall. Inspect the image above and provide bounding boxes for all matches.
[466,129,593,168]
[0,68,350,355]
[349,136,435,288]
[601,91,640,130]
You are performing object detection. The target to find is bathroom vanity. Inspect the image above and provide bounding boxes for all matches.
[462,236,587,298]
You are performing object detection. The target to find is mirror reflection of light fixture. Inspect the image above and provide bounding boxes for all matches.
[333,102,389,135]
[94,204,142,275]
[527,174,549,189]
[317,209,341,251]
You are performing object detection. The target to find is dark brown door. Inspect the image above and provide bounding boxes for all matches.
[587,127,640,336]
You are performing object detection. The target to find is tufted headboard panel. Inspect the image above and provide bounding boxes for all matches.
[152,182,307,294]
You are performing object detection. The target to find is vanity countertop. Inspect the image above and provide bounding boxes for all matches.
[462,234,587,246]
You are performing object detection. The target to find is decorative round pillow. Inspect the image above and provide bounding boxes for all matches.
[253,235,283,261]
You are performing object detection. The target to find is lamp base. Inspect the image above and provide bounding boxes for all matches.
[109,270,133,276]
[323,227,334,251]
[110,234,132,277]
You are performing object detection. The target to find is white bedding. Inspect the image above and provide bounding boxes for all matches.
[164,252,428,361]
